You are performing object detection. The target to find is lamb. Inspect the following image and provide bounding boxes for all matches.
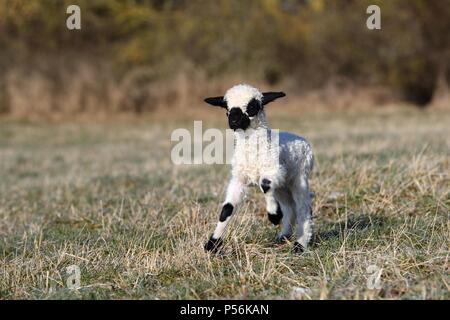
[203,84,314,253]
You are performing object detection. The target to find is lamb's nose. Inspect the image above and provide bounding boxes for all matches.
[230,117,239,124]
[229,108,243,120]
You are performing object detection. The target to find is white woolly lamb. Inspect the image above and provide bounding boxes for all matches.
[203,84,314,253]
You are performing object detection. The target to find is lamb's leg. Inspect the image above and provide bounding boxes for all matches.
[260,178,283,225]
[204,176,246,252]
[275,189,295,242]
[292,176,313,252]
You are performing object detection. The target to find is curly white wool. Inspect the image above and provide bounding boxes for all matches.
[224,84,263,109]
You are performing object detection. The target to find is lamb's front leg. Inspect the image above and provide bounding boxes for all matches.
[204,177,246,252]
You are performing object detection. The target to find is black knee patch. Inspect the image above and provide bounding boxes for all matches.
[292,242,304,253]
[204,235,223,252]
[219,203,234,222]
[260,179,271,193]
[268,202,283,225]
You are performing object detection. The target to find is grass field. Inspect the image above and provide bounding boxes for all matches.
[0,107,449,299]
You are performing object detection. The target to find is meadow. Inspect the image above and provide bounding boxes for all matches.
[0,106,448,299]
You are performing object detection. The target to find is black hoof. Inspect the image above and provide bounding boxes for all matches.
[268,203,283,225]
[292,242,304,253]
[276,234,290,243]
[204,235,223,253]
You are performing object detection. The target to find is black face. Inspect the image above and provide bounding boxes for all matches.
[228,108,250,131]
[227,98,261,131]
[246,98,260,117]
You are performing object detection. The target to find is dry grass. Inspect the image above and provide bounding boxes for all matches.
[0,107,449,299]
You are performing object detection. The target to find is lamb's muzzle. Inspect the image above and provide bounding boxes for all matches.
[203,84,314,253]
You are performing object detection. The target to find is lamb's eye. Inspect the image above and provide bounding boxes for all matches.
[246,99,260,117]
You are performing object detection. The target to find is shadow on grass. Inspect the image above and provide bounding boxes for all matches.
[203,214,391,256]
[312,214,388,246]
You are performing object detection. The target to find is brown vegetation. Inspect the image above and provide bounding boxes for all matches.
[0,1,449,117]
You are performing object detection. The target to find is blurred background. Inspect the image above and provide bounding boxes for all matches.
[0,0,449,118]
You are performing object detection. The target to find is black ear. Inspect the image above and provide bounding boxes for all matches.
[262,92,286,105]
[204,96,227,108]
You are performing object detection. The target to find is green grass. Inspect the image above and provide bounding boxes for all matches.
[0,108,449,299]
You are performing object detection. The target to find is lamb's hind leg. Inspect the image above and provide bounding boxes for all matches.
[275,189,295,242]
[292,176,313,252]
